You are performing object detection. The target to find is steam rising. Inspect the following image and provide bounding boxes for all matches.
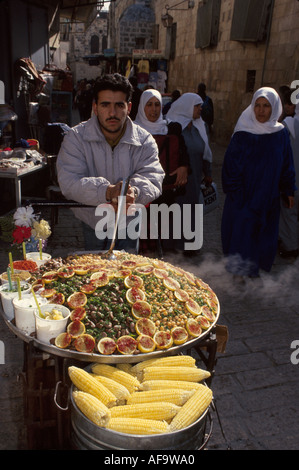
[164,251,299,308]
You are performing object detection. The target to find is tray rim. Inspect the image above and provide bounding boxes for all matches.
[1,299,219,363]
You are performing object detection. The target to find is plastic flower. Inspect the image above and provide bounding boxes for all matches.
[31,219,51,240]
[13,206,36,228]
[12,225,32,244]
[7,205,51,250]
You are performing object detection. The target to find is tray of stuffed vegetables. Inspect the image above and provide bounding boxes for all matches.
[1,252,219,363]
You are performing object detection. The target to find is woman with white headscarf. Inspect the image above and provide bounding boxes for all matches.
[135,89,190,253]
[221,87,296,278]
[165,93,213,253]
[279,96,299,258]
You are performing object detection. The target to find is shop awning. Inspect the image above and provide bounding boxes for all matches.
[59,0,100,28]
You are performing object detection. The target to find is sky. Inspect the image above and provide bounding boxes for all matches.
[100,1,111,11]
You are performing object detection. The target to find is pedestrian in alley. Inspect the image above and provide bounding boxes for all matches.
[279,97,299,258]
[197,83,214,135]
[166,92,213,254]
[221,87,296,279]
[128,76,142,120]
[278,85,296,122]
[134,88,189,253]
[56,73,164,253]
[162,89,181,116]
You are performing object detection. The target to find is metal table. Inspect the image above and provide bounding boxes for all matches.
[0,163,47,207]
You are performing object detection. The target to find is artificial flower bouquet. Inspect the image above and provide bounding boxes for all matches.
[0,205,51,256]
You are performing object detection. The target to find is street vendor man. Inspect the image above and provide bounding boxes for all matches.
[57,73,165,252]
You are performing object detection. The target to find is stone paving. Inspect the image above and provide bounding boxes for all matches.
[0,142,299,450]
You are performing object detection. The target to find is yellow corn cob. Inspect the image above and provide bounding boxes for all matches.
[169,384,213,431]
[140,380,204,391]
[142,366,209,383]
[90,373,130,404]
[131,355,196,376]
[106,417,169,435]
[72,391,111,427]
[116,363,135,376]
[127,389,194,406]
[91,363,140,393]
[110,402,180,421]
[68,366,116,408]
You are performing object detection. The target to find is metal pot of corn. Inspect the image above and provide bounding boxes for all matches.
[65,357,213,450]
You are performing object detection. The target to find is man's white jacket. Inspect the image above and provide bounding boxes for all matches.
[57,115,165,229]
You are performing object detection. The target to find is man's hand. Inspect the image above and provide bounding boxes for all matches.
[106,181,122,203]
[105,182,121,211]
[106,182,137,212]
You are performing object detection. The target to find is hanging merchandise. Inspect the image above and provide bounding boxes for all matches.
[15,58,46,98]
[148,71,158,89]
[157,59,167,72]
[137,59,150,74]
[157,69,167,93]
[136,59,149,90]
[125,60,132,78]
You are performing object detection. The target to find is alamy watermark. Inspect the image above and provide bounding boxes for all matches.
[0,341,4,364]
[290,340,299,365]
[290,80,299,105]
[95,199,203,251]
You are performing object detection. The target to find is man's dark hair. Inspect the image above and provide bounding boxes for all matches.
[93,73,133,103]
[172,89,181,101]
[197,82,207,99]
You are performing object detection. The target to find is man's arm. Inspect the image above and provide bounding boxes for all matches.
[56,128,110,206]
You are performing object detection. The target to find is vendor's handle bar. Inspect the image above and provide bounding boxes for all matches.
[54,380,69,411]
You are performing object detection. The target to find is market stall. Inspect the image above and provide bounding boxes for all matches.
[0,250,223,450]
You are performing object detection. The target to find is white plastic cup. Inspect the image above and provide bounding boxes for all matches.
[34,304,71,344]
[0,270,31,285]
[0,282,31,320]
[26,252,52,268]
[13,294,48,335]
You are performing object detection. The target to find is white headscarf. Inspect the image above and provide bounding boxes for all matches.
[234,87,284,135]
[134,89,168,135]
[166,92,212,162]
[284,94,299,139]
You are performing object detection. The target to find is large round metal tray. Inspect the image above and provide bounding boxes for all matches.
[1,299,219,363]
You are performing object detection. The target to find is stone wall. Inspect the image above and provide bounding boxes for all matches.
[109,0,155,57]
[68,14,108,83]
[153,0,299,145]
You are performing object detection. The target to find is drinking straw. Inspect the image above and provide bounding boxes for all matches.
[8,252,14,274]
[22,242,26,260]
[31,287,43,318]
[16,277,22,300]
[6,267,12,291]
[39,239,42,260]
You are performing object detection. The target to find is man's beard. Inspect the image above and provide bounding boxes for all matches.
[97,116,123,135]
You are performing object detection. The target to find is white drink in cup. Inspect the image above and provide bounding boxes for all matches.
[13,293,48,335]
[0,270,31,285]
[26,252,52,268]
[0,282,31,320]
[34,304,71,344]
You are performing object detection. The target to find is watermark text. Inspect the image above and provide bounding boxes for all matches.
[290,80,299,105]
[290,340,299,365]
[95,199,203,251]
[0,340,4,364]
